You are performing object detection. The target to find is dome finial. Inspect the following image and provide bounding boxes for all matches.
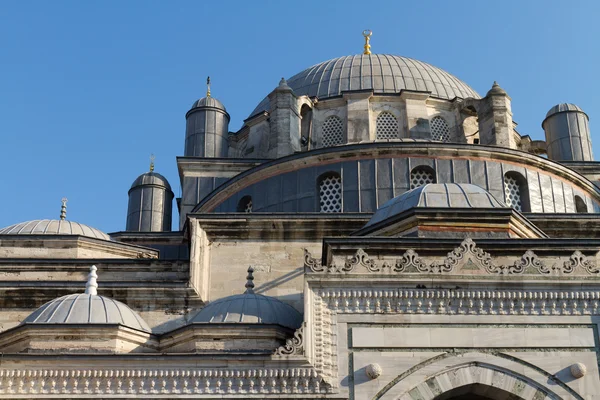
[362,29,372,55]
[59,197,68,220]
[85,265,98,295]
[244,266,255,294]
[206,76,211,98]
[149,153,155,172]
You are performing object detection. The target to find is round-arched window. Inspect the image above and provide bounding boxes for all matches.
[318,173,342,213]
[410,166,436,189]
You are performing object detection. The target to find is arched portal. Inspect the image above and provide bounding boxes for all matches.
[433,383,524,399]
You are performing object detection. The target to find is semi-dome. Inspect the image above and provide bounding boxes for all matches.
[190,267,303,330]
[366,183,506,227]
[130,171,172,192]
[22,266,151,332]
[0,219,110,240]
[249,54,480,118]
[545,103,586,119]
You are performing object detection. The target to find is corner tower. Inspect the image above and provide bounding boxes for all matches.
[543,103,593,161]
[184,77,230,157]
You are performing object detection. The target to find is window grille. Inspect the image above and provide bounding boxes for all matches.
[319,174,342,213]
[430,116,450,142]
[376,112,399,139]
[237,196,253,213]
[504,175,522,211]
[321,116,344,147]
[410,168,435,189]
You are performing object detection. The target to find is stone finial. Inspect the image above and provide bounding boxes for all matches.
[59,198,68,221]
[85,265,98,295]
[571,362,587,379]
[276,77,292,92]
[486,80,507,97]
[244,266,255,294]
[366,363,382,379]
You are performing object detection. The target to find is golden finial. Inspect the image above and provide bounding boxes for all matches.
[149,154,155,172]
[60,197,68,221]
[206,76,211,98]
[362,30,372,55]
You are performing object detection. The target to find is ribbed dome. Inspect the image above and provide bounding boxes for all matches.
[0,219,110,240]
[366,183,506,227]
[545,103,586,118]
[130,172,172,192]
[22,293,151,332]
[249,54,480,118]
[190,96,226,111]
[190,293,303,330]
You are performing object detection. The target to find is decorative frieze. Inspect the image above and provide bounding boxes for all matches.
[317,288,600,315]
[306,238,600,276]
[0,368,330,396]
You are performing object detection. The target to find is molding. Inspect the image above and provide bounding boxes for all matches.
[274,325,304,356]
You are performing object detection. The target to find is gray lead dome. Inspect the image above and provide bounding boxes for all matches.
[250,54,480,117]
[190,293,303,330]
[0,219,110,240]
[22,293,151,332]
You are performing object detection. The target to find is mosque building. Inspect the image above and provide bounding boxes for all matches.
[1,31,600,399]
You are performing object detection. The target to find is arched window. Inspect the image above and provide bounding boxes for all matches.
[376,112,399,139]
[461,106,480,144]
[237,195,253,213]
[321,116,344,147]
[410,166,436,189]
[318,172,342,213]
[430,116,450,142]
[503,172,529,212]
[575,195,588,213]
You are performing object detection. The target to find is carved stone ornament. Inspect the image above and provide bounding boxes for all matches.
[365,363,382,379]
[304,249,324,272]
[563,251,600,275]
[571,362,587,379]
[274,325,304,356]
[434,238,495,274]
[507,250,550,275]
[394,249,426,273]
[344,248,376,272]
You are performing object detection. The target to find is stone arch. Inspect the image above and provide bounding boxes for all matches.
[372,351,579,400]
[300,103,313,150]
[396,363,561,400]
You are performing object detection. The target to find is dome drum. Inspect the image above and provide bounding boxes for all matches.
[185,96,230,158]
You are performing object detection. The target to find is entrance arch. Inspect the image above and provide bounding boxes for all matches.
[395,363,561,400]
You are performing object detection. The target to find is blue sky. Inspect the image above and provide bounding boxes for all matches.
[1,1,599,232]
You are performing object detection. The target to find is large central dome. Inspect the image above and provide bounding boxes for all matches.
[249,54,480,118]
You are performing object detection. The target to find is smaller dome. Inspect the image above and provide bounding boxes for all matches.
[22,266,151,332]
[23,293,151,332]
[190,96,226,111]
[486,81,507,96]
[366,183,506,227]
[546,103,585,118]
[130,172,172,192]
[189,267,302,330]
[0,219,110,240]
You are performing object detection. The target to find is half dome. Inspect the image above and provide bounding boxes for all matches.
[366,183,506,228]
[249,54,480,118]
[0,219,110,240]
[22,293,151,332]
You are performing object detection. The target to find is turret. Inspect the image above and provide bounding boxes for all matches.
[542,103,593,161]
[126,157,174,232]
[184,77,230,157]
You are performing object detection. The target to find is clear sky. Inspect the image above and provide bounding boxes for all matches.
[1,1,599,232]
